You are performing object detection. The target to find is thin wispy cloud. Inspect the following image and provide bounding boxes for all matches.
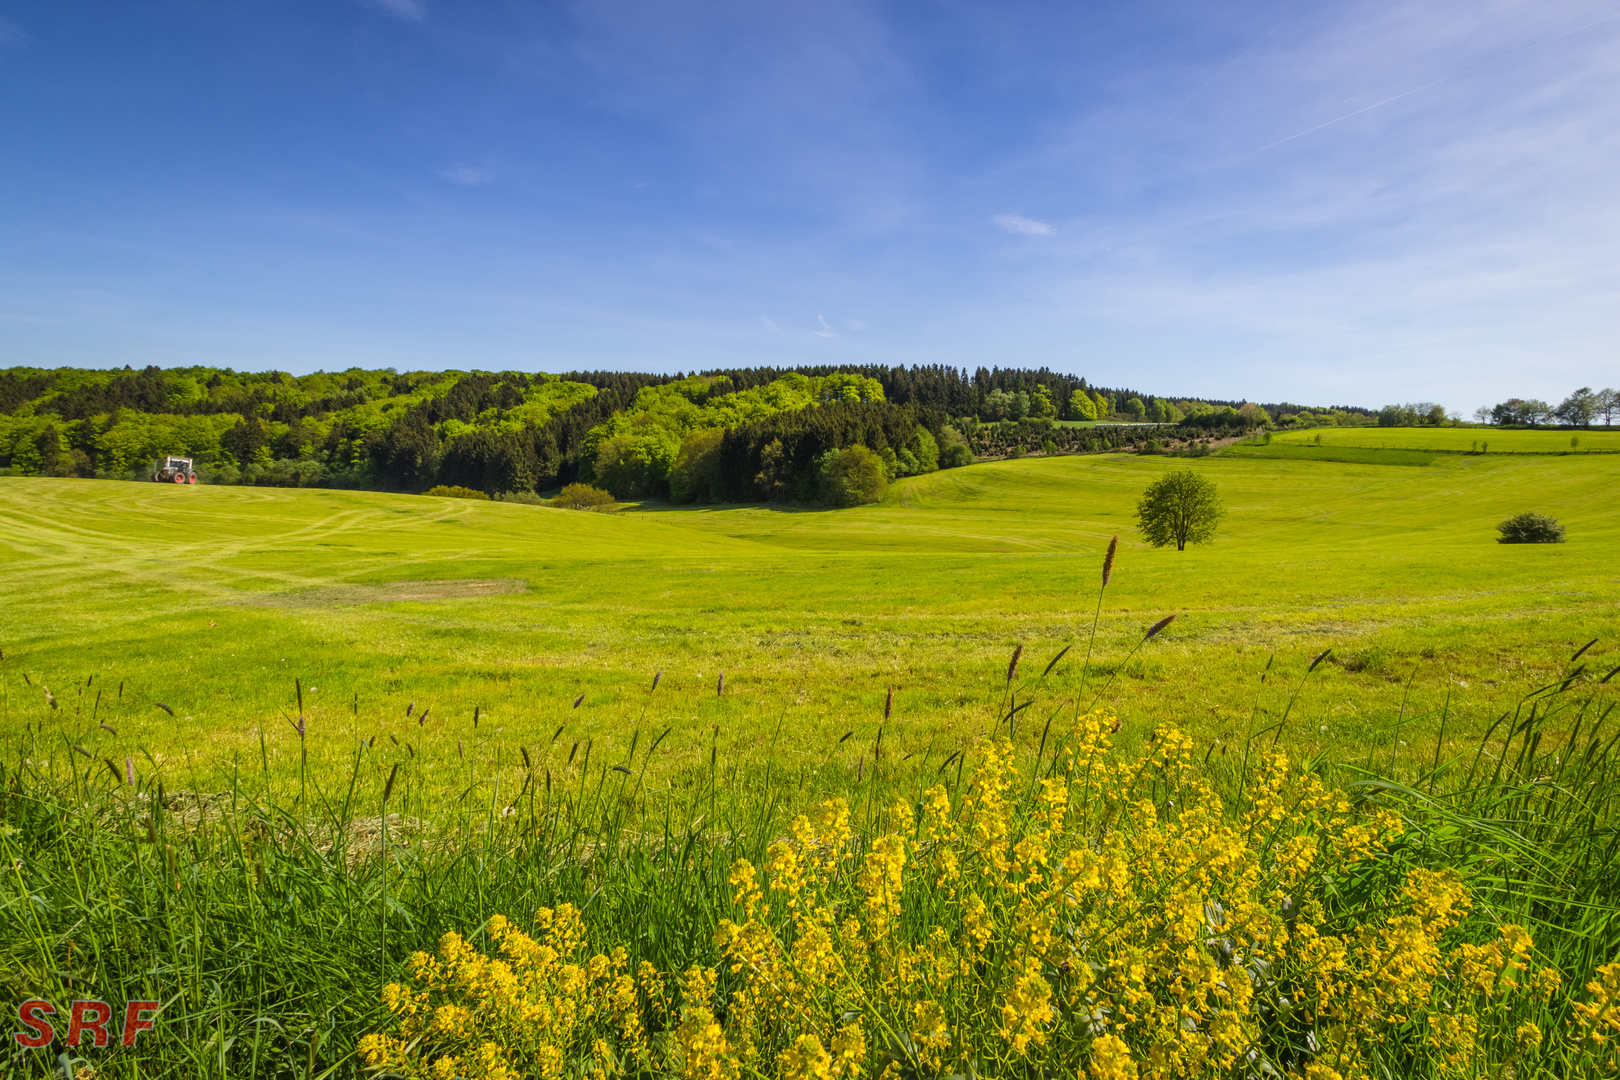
[365,0,426,23]
[760,316,779,332]
[1259,9,1620,151]
[441,165,491,186]
[994,214,1053,236]
[0,14,31,47]
[815,315,838,339]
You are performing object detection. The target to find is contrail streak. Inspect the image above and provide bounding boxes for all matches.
[1260,10,1620,151]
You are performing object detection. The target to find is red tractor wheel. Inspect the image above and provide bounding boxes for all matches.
[173,472,188,484]
[187,474,197,485]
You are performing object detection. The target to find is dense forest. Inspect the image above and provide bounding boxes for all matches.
[0,364,1375,502]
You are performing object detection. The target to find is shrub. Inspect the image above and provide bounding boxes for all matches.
[1497,512,1566,544]
[939,442,973,469]
[422,485,490,500]
[495,490,547,505]
[816,444,887,507]
[553,483,617,512]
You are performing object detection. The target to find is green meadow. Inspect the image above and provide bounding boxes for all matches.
[2,437,1616,803]
[1269,424,1620,453]
[5,431,1620,1079]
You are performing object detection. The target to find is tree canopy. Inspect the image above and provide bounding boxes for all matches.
[1136,469,1225,551]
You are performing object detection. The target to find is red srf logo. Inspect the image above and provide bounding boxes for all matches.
[13,999,160,1048]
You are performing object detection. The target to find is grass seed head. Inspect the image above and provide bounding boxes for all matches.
[1007,645,1023,684]
[1102,534,1119,587]
[1144,614,1175,640]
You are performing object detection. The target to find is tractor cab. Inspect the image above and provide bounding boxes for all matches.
[152,456,197,484]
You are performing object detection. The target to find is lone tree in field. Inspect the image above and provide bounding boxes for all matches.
[1136,469,1224,551]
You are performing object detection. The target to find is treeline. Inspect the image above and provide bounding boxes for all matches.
[1473,388,1619,428]
[1,363,1364,500]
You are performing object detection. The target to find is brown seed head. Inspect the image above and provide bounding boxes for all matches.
[1007,644,1023,684]
[1144,614,1176,641]
[1102,535,1119,587]
[884,685,893,720]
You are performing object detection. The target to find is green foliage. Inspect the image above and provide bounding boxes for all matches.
[816,443,888,506]
[553,483,618,511]
[983,389,1029,421]
[495,490,547,505]
[668,427,726,504]
[1147,398,1183,424]
[421,485,491,500]
[938,425,973,468]
[581,373,887,499]
[1030,383,1057,419]
[1068,390,1097,421]
[0,366,596,491]
[1497,511,1566,544]
[1135,467,1225,550]
[1125,396,1147,421]
[1379,402,1449,427]
[1490,398,1555,427]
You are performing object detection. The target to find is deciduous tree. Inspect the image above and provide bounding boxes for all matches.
[1136,469,1225,551]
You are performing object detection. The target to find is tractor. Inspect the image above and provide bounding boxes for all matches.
[151,456,198,484]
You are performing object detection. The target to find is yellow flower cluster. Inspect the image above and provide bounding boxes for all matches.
[362,716,1579,1079]
[1572,962,1620,1070]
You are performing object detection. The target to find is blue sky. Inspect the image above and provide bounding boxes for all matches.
[1,1,1616,410]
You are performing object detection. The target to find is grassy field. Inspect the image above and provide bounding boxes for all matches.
[1271,424,1620,453]
[2,440,1616,806]
[5,437,1620,1078]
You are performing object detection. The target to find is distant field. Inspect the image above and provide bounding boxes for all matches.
[2,448,1617,805]
[1221,442,1439,467]
[1273,424,1620,453]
